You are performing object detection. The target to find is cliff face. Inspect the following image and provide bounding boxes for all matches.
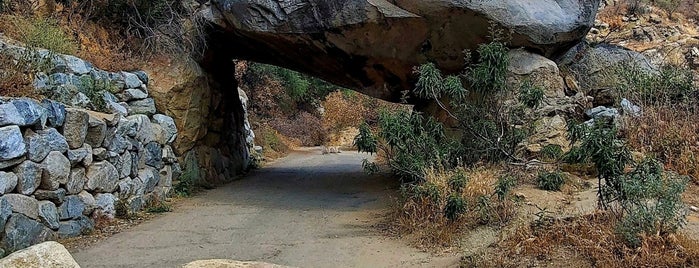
[206,0,600,101]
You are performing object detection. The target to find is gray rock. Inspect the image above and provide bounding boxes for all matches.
[131,177,146,196]
[0,102,25,126]
[621,98,642,117]
[116,152,132,179]
[85,115,107,148]
[153,186,172,199]
[65,168,86,195]
[162,145,177,164]
[144,142,163,169]
[62,55,93,74]
[152,114,178,144]
[132,70,149,85]
[3,194,39,219]
[94,193,117,218]
[24,128,69,162]
[120,88,149,101]
[0,241,81,267]
[0,156,24,170]
[77,191,96,216]
[117,178,132,199]
[139,166,160,193]
[39,151,70,190]
[92,148,108,161]
[158,165,173,187]
[0,125,26,161]
[586,106,620,119]
[37,201,59,230]
[125,115,153,145]
[121,71,143,89]
[0,198,11,231]
[127,98,156,116]
[70,92,91,108]
[11,98,48,129]
[126,195,143,214]
[58,195,85,220]
[41,99,66,128]
[34,188,66,204]
[62,108,89,149]
[67,144,92,166]
[0,171,18,194]
[1,213,56,252]
[13,160,42,195]
[85,161,118,193]
[105,97,128,116]
[57,215,93,238]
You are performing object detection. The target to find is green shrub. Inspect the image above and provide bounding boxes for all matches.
[448,171,469,192]
[615,158,688,247]
[444,193,467,221]
[14,17,76,55]
[495,175,517,201]
[518,80,545,109]
[247,63,337,103]
[465,24,509,94]
[537,171,566,191]
[354,122,377,154]
[614,63,694,106]
[541,144,564,161]
[413,182,442,203]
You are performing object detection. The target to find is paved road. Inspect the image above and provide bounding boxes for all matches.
[72,148,460,268]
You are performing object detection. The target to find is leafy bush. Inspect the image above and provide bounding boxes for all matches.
[541,144,563,161]
[615,158,688,247]
[614,63,694,106]
[444,193,467,221]
[537,171,566,191]
[353,122,377,154]
[247,63,336,103]
[448,171,468,192]
[518,80,545,109]
[495,175,517,201]
[464,24,509,94]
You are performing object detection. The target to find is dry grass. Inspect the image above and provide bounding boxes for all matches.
[388,166,517,249]
[624,106,699,183]
[476,212,699,267]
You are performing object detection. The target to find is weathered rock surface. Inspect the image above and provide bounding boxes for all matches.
[24,128,69,162]
[3,194,39,220]
[34,189,67,204]
[57,215,93,238]
[85,161,118,193]
[62,108,89,149]
[40,151,71,190]
[65,168,86,195]
[58,195,85,220]
[0,241,80,268]
[0,171,18,195]
[1,214,56,253]
[209,0,600,99]
[13,161,42,195]
[37,201,60,230]
[0,125,26,162]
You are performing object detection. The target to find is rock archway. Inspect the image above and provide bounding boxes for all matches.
[168,0,601,181]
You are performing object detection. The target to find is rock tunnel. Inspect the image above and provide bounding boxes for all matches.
[190,0,601,181]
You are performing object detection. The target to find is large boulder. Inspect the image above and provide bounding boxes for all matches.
[0,241,80,268]
[1,214,56,253]
[85,161,118,193]
[39,152,71,190]
[208,0,600,99]
[0,125,26,162]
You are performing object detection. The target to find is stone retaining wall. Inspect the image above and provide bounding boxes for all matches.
[0,43,181,255]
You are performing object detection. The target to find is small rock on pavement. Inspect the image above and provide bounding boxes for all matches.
[0,241,80,268]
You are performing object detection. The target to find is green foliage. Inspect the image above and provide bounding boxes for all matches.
[174,153,199,197]
[354,122,377,154]
[541,144,564,161]
[361,158,379,174]
[518,80,545,109]
[465,25,509,94]
[448,171,469,192]
[614,63,695,106]
[15,17,76,55]
[615,158,688,247]
[248,63,337,103]
[444,193,467,221]
[495,176,517,201]
[537,171,566,191]
[413,182,442,203]
[413,62,466,100]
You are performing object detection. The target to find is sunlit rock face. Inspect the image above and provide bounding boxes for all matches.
[209,0,600,101]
